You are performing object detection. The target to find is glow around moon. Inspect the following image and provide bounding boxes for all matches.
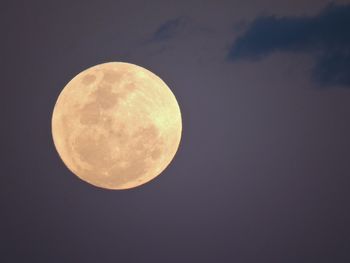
[51,62,182,190]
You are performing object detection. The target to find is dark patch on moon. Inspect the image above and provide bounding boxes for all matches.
[81,74,96,85]
[103,70,122,83]
[79,102,101,125]
[133,124,159,139]
[93,83,119,109]
[71,121,164,188]
[150,147,162,160]
[125,83,136,91]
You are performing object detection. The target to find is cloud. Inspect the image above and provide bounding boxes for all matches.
[228,4,350,87]
[151,17,188,42]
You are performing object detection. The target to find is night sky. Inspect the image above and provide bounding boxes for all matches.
[2,0,350,262]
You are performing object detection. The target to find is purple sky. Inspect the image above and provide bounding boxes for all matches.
[2,0,350,262]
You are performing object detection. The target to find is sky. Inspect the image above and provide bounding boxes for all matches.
[2,0,350,262]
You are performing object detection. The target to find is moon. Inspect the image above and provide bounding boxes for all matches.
[51,62,182,190]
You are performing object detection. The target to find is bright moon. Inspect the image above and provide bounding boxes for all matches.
[51,62,182,190]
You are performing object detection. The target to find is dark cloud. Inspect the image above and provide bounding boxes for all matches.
[313,50,350,86]
[151,17,188,41]
[228,4,350,87]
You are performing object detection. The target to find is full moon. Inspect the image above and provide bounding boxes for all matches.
[51,62,182,190]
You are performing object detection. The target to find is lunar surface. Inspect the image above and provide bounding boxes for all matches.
[51,62,182,190]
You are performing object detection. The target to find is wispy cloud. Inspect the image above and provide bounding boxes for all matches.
[228,4,350,87]
[151,17,188,42]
